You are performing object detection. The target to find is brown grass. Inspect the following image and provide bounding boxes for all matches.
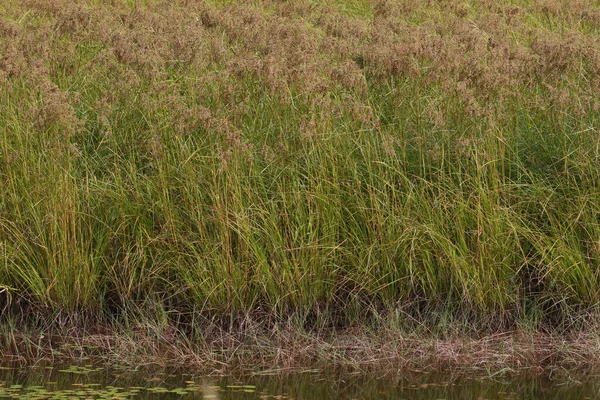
[3,323,600,377]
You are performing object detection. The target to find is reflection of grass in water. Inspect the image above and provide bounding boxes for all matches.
[0,383,140,399]
[201,382,220,399]
[0,366,598,400]
[0,370,224,399]
[58,365,102,374]
[0,0,600,351]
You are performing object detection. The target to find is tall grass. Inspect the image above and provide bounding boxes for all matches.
[1,0,600,333]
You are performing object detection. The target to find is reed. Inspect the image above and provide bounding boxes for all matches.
[1,0,600,337]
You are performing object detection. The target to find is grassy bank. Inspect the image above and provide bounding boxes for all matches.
[5,321,600,375]
[1,0,600,350]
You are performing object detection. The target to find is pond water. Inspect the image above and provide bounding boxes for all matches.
[0,364,598,399]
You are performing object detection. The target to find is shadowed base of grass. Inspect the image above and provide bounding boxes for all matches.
[2,310,600,377]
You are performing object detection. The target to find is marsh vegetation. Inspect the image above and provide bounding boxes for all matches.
[1,0,600,370]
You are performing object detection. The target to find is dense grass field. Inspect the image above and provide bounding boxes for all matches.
[1,0,600,340]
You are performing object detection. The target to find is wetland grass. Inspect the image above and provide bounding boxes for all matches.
[1,0,600,371]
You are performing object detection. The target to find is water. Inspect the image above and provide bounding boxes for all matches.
[0,364,598,399]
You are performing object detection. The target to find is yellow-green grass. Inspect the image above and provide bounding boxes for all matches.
[1,0,600,335]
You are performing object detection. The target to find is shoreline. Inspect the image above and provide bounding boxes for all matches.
[3,324,600,376]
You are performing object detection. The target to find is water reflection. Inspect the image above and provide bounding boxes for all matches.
[0,364,597,399]
[200,381,220,399]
